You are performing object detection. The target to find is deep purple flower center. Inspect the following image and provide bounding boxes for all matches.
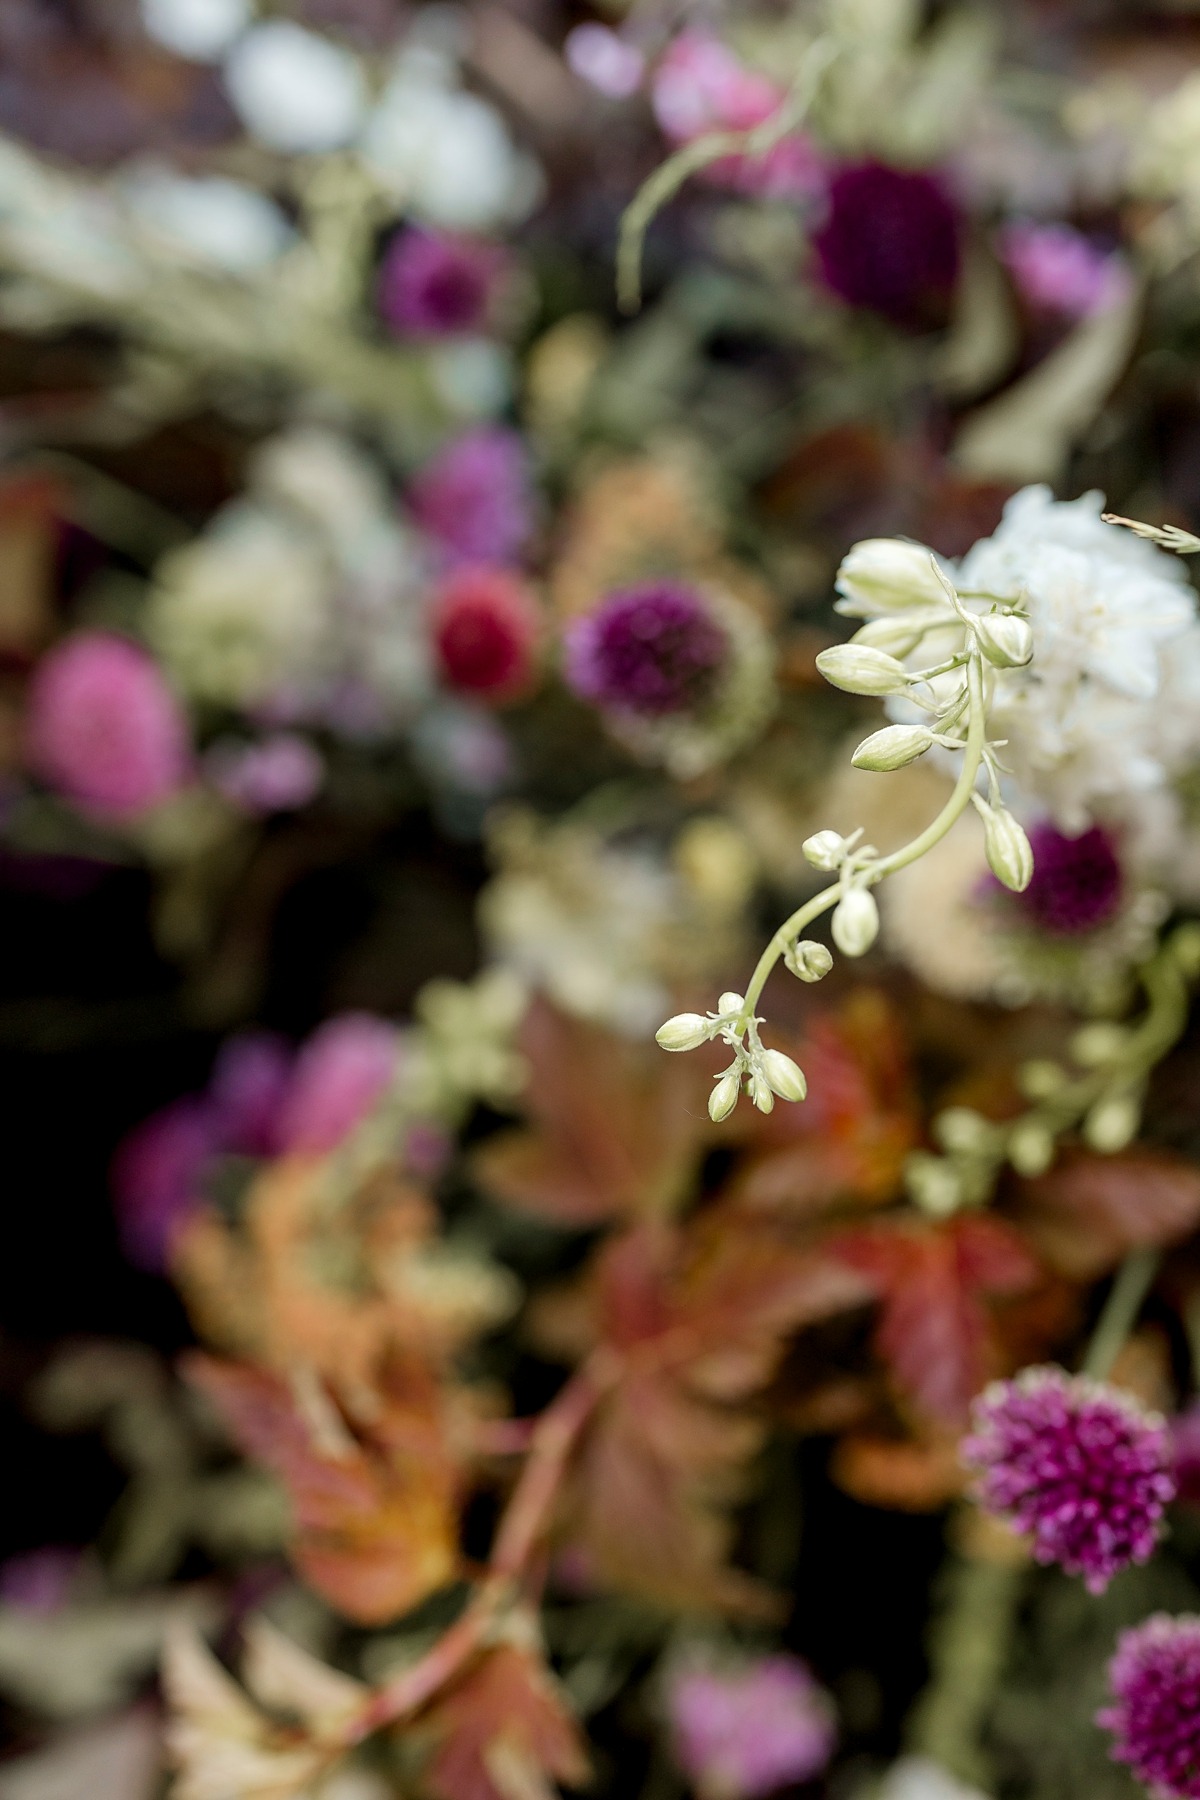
[1012,822,1123,935]
[564,580,729,716]
[813,161,961,329]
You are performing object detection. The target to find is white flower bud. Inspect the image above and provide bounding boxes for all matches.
[976,798,1034,893]
[973,611,1034,668]
[1018,1059,1065,1100]
[750,1073,776,1114]
[831,886,879,957]
[851,723,935,772]
[803,831,847,872]
[1008,1119,1055,1177]
[656,1013,714,1052]
[785,939,834,983]
[759,1048,808,1103]
[709,1069,741,1122]
[816,645,911,696]
[1083,1093,1140,1153]
[1070,1022,1128,1068]
[934,1106,994,1154]
[717,991,745,1017]
[851,615,932,657]
[906,1151,962,1218]
[836,539,952,614]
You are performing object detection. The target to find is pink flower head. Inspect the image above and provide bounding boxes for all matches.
[667,1654,837,1799]
[813,162,961,329]
[1099,1613,1200,1799]
[1172,1403,1200,1509]
[409,427,534,568]
[111,1097,217,1273]
[378,228,505,339]
[998,221,1131,321]
[207,733,324,814]
[963,1366,1176,1593]
[26,631,190,821]
[564,579,728,717]
[277,1012,399,1154]
[652,30,825,200]
[565,24,645,100]
[432,566,541,703]
[209,1030,293,1157]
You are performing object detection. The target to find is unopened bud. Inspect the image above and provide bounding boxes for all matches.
[760,1048,808,1103]
[1070,1022,1128,1068]
[750,1073,776,1114]
[906,1151,962,1218]
[656,1012,714,1052]
[976,797,1034,893]
[1008,1119,1055,1177]
[836,539,954,614]
[785,939,834,983]
[1083,1093,1140,1153]
[717,991,745,1017]
[815,645,911,697]
[803,831,848,872]
[973,611,1034,668]
[709,1069,741,1123]
[851,723,935,772]
[934,1106,994,1155]
[851,613,937,657]
[1019,1059,1065,1100]
[831,886,880,957]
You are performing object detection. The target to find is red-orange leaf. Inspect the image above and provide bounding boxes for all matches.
[423,1637,588,1800]
[1016,1147,1200,1279]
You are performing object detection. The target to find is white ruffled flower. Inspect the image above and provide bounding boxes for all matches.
[224,22,367,154]
[360,48,543,231]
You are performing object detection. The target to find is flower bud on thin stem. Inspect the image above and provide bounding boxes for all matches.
[709,1069,741,1122]
[802,831,848,872]
[717,991,745,1016]
[656,1013,714,1052]
[815,645,911,696]
[1008,1118,1055,1177]
[973,611,1034,668]
[851,723,935,771]
[1084,1093,1140,1153]
[973,795,1034,893]
[760,1048,807,1102]
[831,885,879,957]
[836,539,957,613]
[785,939,833,983]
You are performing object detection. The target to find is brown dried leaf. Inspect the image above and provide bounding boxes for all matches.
[422,1634,588,1800]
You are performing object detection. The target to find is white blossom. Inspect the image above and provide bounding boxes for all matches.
[141,0,250,62]
[121,169,292,273]
[224,22,367,154]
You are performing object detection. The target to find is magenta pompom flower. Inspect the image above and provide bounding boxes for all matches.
[378,228,504,339]
[410,427,534,568]
[962,1366,1176,1593]
[1099,1614,1200,1799]
[666,1653,837,1800]
[26,630,190,821]
[564,579,729,717]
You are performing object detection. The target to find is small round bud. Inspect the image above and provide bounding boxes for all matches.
[1019,1059,1066,1100]
[1070,1022,1128,1068]
[851,615,932,656]
[759,1048,808,1103]
[785,939,834,983]
[750,1073,776,1114]
[836,539,954,614]
[831,885,880,957]
[815,644,911,696]
[973,611,1034,669]
[1083,1093,1140,1153]
[656,1013,714,1052]
[934,1106,995,1155]
[1008,1119,1055,1177]
[851,723,935,772]
[717,991,745,1017]
[906,1151,962,1218]
[977,798,1034,893]
[709,1069,741,1122]
[803,831,848,872]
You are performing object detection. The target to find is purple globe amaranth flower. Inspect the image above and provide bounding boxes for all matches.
[1010,821,1124,935]
[813,161,961,330]
[209,1030,294,1157]
[378,228,504,339]
[564,580,729,717]
[111,1096,218,1273]
[276,1012,400,1154]
[998,220,1131,321]
[410,427,534,568]
[667,1654,837,1799]
[1099,1614,1200,1799]
[963,1367,1175,1592]
[207,733,324,815]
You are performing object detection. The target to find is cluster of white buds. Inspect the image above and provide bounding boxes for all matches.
[655,534,1040,1122]
[657,991,807,1121]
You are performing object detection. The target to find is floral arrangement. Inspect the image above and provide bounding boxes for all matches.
[8,3,1200,1800]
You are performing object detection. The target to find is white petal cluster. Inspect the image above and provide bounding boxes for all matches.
[840,487,1200,832]
[224,22,367,154]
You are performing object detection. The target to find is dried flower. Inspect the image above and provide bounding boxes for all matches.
[410,427,534,568]
[432,567,541,703]
[963,1366,1176,1592]
[564,580,729,717]
[378,229,504,340]
[666,1653,836,1799]
[27,631,191,821]
[1099,1613,1200,1799]
[813,162,961,329]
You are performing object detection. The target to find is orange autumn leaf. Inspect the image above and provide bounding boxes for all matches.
[472,999,717,1227]
[422,1635,588,1800]
[185,1353,459,1625]
[831,1429,967,1512]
